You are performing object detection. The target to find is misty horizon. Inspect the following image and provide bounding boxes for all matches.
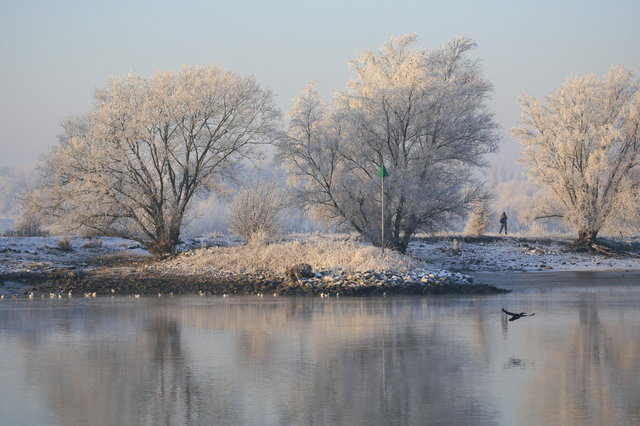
[2,0,640,169]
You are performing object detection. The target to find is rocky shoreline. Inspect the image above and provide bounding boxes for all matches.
[1,266,510,298]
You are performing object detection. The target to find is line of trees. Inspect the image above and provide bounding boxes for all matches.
[18,36,640,254]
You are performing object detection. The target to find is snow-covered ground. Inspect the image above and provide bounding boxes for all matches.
[0,236,149,274]
[0,233,251,275]
[1,233,639,277]
[408,235,640,272]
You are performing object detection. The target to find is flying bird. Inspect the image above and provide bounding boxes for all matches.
[502,308,535,321]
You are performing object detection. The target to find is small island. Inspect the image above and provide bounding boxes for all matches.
[2,233,639,298]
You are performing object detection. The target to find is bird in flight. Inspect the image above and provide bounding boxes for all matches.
[502,308,535,321]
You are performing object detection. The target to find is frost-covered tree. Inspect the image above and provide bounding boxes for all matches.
[0,165,36,219]
[25,65,279,254]
[464,196,493,236]
[227,174,290,245]
[512,66,640,245]
[279,35,498,252]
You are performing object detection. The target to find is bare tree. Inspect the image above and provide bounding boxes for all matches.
[279,35,498,252]
[512,66,640,245]
[227,174,289,245]
[25,65,280,254]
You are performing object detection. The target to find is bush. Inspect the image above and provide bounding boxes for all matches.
[82,238,103,249]
[450,238,464,253]
[227,177,289,244]
[8,214,47,237]
[56,237,73,251]
[464,198,493,236]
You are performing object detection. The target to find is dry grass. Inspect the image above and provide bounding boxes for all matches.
[158,237,420,276]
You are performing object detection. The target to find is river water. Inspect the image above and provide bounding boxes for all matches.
[1,272,639,426]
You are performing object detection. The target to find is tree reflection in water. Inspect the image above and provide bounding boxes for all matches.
[11,308,201,425]
[520,292,640,425]
[0,289,639,425]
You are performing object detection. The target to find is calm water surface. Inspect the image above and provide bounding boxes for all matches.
[1,272,639,426]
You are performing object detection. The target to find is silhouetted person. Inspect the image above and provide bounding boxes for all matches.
[499,212,508,235]
[502,308,535,321]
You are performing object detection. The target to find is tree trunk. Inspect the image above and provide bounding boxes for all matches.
[148,227,180,256]
[148,239,175,256]
[576,229,598,246]
[396,239,409,254]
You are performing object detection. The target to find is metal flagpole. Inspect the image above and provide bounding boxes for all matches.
[381,175,384,255]
[377,164,389,255]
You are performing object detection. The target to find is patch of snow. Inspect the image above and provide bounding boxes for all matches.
[408,236,640,272]
[0,236,150,274]
[2,233,638,281]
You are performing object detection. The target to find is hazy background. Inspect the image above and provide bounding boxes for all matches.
[2,0,639,169]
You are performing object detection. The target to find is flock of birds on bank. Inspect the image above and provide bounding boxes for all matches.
[1,292,536,322]
[4,290,283,299]
[4,290,353,300]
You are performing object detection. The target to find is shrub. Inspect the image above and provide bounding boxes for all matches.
[227,177,289,244]
[464,198,493,236]
[9,213,48,237]
[56,237,73,251]
[82,238,103,249]
[450,238,464,253]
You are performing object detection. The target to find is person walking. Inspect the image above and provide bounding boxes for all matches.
[499,212,508,235]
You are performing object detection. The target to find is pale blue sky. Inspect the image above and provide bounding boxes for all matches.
[1,0,639,167]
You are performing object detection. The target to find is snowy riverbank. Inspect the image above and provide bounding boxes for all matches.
[0,233,638,297]
[408,235,640,272]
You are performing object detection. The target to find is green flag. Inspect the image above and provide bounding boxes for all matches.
[377,164,389,178]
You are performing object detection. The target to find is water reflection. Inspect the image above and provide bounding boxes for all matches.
[1,306,199,425]
[516,292,640,425]
[0,285,639,425]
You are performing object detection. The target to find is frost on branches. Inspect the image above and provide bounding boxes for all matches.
[227,175,290,245]
[513,66,640,245]
[24,65,280,254]
[464,197,493,236]
[279,35,498,252]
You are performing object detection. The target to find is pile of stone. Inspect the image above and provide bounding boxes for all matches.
[279,263,504,296]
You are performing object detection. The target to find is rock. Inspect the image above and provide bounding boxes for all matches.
[285,263,314,280]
